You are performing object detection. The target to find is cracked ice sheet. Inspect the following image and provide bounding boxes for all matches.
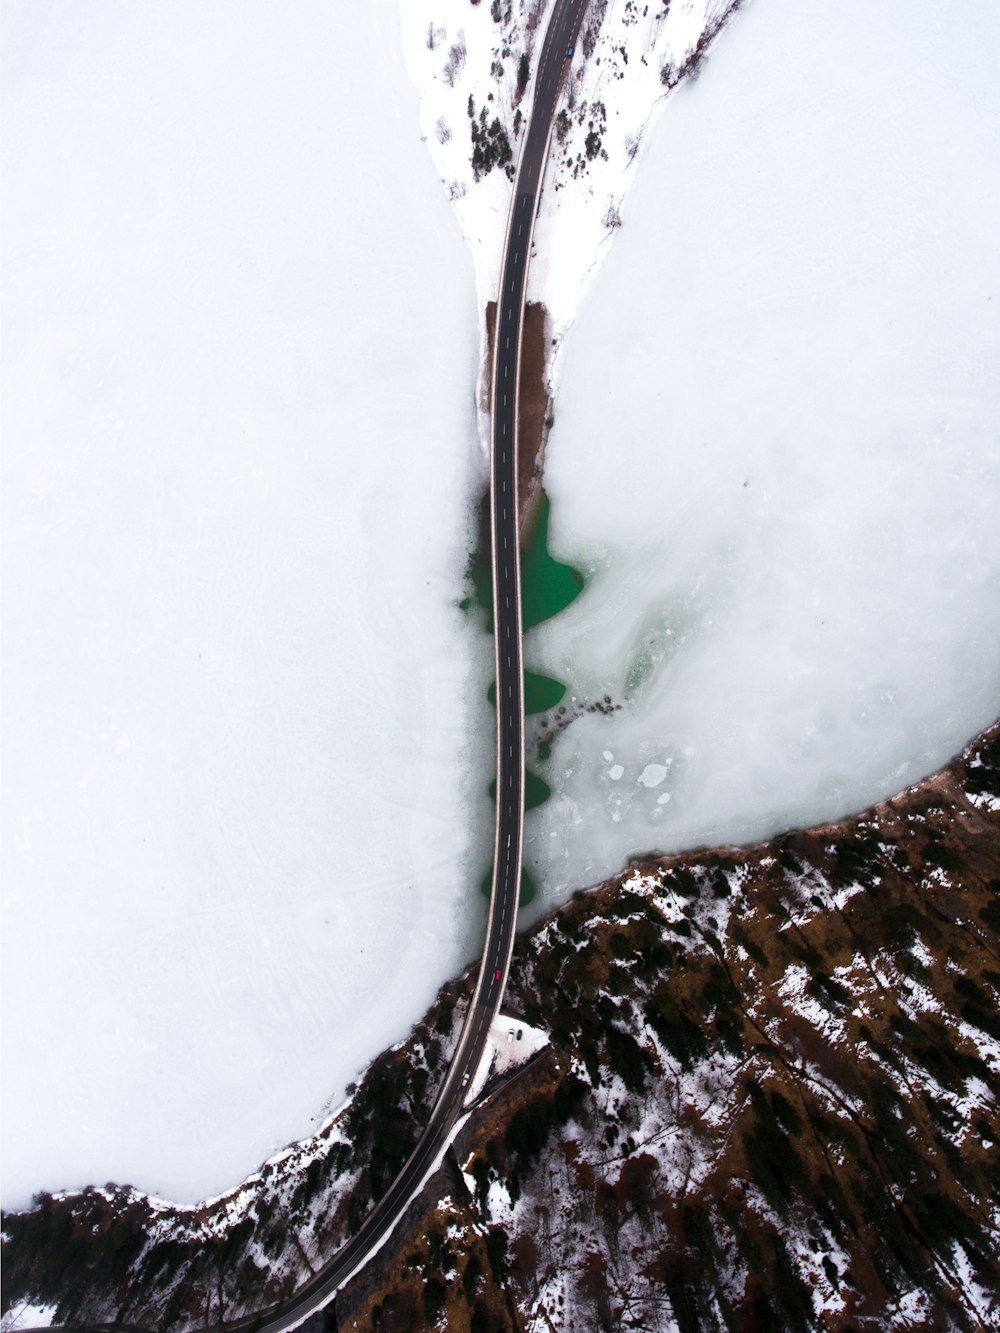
[2,2,485,1208]
[523,0,1000,904]
[400,0,736,329]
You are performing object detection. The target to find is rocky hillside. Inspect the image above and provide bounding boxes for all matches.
[3,725,999,1331]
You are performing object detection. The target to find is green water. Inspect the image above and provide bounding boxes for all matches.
[462,490,584,632]
[488,768,551,810]
[480,864,538,907]
[465,488,583,911]
[488,670,566,715]
[520,493,584,630]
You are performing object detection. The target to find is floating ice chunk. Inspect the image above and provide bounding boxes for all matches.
[609,765,625,781]
[638,764,669,788]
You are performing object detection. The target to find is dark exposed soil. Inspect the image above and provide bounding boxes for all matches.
[484,299,552,530]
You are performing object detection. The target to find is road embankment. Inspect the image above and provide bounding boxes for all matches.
[484,299,551,530]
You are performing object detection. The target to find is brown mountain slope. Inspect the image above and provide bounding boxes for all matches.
[337,726,1000,1333]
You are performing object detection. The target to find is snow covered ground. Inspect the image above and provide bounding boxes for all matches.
[2,1,486,1208]
[401,0,738,405]
[521,0,1000,900]
[402,0,1000,907]
[464,1013,549,1105]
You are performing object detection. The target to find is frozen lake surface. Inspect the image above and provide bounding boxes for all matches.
[525,0,1000,900]
[5,0,999,1214]
[2,1,484,1208]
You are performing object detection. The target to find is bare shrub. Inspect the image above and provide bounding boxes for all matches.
[442,36,467,88]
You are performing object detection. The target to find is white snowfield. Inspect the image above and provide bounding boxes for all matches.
[2,1,485,1209]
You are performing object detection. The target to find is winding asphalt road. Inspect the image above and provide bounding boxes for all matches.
[22,4,590,1330]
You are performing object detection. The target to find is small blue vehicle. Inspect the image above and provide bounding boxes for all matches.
[566,44,574,58]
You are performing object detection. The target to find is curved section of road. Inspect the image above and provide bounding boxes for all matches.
[22,5,590,1331]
